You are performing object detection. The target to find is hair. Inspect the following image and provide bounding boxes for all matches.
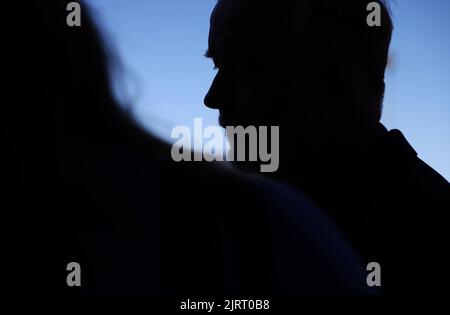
[2,0,155,160]
[1,0,159,225]
[2,1,161,287]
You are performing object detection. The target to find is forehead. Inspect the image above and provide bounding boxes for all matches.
[209,0,293,56]
[210,0,280,36]
[210,0,249,34]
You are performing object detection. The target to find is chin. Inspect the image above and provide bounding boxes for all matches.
[219,112,255,128]
[218,113,234,128]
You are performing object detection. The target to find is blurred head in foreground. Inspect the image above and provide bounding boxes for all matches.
[2,0,370,295]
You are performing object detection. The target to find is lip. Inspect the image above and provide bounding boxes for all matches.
[218,112,238,128]
[218,114,227,128]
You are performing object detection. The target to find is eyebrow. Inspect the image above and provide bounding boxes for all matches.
[204,49,213,59]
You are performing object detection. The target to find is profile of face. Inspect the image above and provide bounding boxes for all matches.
[203,0,342,135]
[204,0,388,139]
[204,0,296,129]
[204,0,391,177]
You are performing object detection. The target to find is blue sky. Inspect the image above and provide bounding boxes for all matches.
[86,0,450,180]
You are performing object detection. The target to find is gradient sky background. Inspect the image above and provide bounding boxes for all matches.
[85,0,450,180]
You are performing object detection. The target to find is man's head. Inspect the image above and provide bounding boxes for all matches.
[204,0,393,134]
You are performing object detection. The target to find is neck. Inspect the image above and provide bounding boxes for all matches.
[276,122,388,190]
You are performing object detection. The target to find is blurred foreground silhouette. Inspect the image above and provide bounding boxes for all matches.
[1,0,370,295]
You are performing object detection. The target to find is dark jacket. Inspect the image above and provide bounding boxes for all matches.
[302,124,450,293]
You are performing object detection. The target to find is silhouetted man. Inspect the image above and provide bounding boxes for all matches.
[204,0,450,292]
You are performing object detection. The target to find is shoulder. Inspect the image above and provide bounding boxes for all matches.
[378,129,450,237]
[384,129,450,195]
[82,142,369,294]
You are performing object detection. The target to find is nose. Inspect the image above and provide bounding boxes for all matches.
[204,72,224,110]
